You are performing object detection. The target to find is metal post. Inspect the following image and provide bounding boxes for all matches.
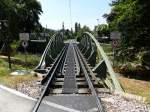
[5,37,11,69]
[24,47,27,70]
[8,42,11,69]
[113,48,115,66]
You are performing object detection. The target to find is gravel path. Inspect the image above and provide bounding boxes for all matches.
[100,93,150,112]
[17,80,43,99]
[17,81,150,112]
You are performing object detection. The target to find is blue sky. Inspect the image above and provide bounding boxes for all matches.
[37,0,112,30]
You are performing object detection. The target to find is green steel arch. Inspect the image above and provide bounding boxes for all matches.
[35,32,64,72]
[79,32,124,92]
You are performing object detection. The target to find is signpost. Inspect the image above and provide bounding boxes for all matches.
[19,33,29,69]
[19,33,29,41]
[110,31,121,66]
[110,31,121,40]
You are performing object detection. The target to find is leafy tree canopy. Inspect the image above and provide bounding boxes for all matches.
[94,24,110,37]
[0,0,43,41]
[104,0,150,50]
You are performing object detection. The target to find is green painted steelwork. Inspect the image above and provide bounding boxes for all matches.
[79,32,123,92]
[35,32,64,73]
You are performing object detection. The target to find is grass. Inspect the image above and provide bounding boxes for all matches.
[14,52,41,68]
[100,43,150,104]
[100,43,112,53]
[0,67,10,77]
[99,43,114,61]
[0,59,11,77]
[119,76,150,104]
[0,53,40,88]
[0,74,37,89]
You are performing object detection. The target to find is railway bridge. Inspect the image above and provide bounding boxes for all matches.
[32,31,123,112]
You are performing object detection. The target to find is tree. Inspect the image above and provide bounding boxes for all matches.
[0,0,43,41]
[18,0,42,32]
[104,0,150,63]
[104,0,150,49]
[75,22,78,34]
[74,22,81,37]
[78,23,81,31]
[76,25,92,41]
[94,24,110,37]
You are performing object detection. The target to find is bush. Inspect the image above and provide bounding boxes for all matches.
[11,41,20,56]
[142,51,150,69]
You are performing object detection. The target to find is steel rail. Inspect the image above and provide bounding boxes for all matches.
[62,43,70,75]
[73,43,80,76]
[74,45,105,112]
[32,45,68,112]
[57,43,69,75]
[41,43,69,84]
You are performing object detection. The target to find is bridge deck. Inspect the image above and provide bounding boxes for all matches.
[62,43,77,93]
[38,95,98,112]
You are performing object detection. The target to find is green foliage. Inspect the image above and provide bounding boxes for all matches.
[100,43,112,53]
[0,0,43,41]
[142,51,150,68]
[11,40,20,50]
[94,24,110,37]
[105,0,150,49]
[0,59,8,67]
[0,67,9,77]
[64,29,73,39]
[76,25,92,41]
[0,59,10,76]
[42,28,56,37]
[74,22,81,37]
[14,53,41,68]
[104,0,150,62]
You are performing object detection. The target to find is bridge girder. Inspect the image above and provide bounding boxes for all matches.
[79,32,124,92]
[35,32,64,71]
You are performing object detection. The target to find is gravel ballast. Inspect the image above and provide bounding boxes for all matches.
[17,80,150,112]
[100,93,150,112]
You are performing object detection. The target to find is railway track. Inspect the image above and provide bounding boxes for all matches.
[32,41,106,112]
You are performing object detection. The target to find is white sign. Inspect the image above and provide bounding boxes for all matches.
[22,41,28,48]
[19,33,29,41]
[110,31,121,40]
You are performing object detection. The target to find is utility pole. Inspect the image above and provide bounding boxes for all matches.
[96,19,99,25]
[45,24,47,43]
[96,19,100,37]
[62,22,64,30]
[62,22,65,39]
[69,0,72,29]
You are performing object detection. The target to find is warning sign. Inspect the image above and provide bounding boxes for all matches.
[22,41,28,48]
[112,40,119,48]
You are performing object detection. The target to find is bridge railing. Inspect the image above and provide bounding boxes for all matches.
[35,32,64,72]
[78,32,123,92]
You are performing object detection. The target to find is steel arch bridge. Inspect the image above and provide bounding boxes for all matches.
[35,31,123,92]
